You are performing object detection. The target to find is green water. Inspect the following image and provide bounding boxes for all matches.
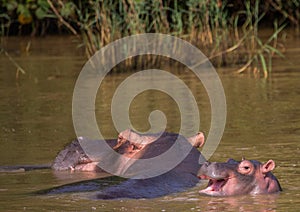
[0,34,299,211]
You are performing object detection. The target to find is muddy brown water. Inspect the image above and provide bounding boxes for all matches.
[0,33,299,211]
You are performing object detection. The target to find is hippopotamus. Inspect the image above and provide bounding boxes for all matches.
[51,129,205,173]
[42,129,207,198]
[0,129,204,173]
[198,158,282,196]
[93,130,206,199]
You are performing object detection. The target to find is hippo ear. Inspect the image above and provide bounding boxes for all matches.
[262,160,276,174]
[188,132,205,148]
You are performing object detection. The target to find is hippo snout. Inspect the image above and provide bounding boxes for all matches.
[198,162,229,180]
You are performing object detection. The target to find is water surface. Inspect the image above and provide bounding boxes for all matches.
[0,34,299,211]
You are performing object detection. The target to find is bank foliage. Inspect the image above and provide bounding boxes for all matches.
[1,0,299,76]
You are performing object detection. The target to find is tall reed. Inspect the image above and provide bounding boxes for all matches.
[47,0,293,76]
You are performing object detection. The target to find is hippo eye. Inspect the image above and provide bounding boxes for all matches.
[238,161,253,174]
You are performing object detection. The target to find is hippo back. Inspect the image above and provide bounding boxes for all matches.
[96,133,204,199]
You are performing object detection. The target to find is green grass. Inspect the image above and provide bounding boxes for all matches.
[1,0,299,77]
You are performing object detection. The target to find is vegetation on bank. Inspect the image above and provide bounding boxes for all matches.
[0,0,299,77]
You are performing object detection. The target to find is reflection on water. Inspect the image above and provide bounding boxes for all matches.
[0,34,299,211]
[162,192,281,212]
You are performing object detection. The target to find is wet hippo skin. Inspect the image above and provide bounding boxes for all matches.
[40,130,206,199]
[51,129,205,172]
[0,129,204,174]
[96,132,206,199]
[198,158,282,196]
[51,129,206,199]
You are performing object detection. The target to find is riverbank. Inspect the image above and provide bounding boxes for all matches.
[1,1,299,77]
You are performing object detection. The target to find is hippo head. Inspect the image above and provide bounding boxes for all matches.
[198,158,282,196]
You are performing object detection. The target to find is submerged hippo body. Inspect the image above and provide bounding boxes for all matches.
[50,129,206,199]
[96,133,205,199]
[198,159,282,196]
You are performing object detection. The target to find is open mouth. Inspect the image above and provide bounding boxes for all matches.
[199,175,228,196]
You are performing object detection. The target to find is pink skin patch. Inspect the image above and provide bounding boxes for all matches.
[198,175,229,196]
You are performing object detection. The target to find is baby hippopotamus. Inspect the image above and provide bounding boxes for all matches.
[198,158,282,196]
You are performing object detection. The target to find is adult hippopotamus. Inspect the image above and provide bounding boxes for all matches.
[0,129,204,174]
[52,129,205,173]
[198,158,282,196]
[93,130,206,199]
[45,129,207,198]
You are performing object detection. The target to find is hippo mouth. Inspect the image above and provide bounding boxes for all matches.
[199,175,228,196]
